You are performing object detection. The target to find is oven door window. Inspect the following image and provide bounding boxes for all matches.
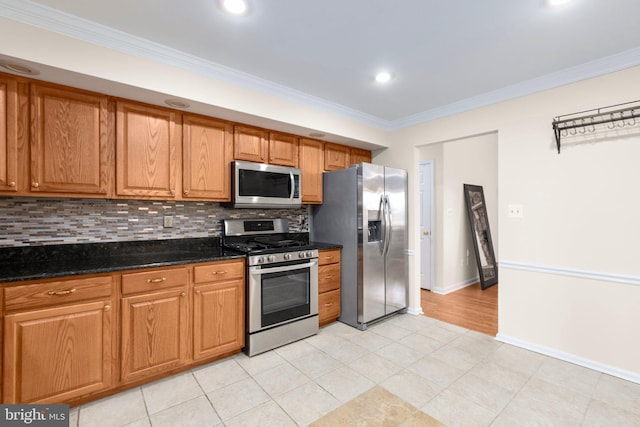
[261,265,310,327]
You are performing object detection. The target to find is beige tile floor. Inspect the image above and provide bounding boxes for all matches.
[72,314,640,426]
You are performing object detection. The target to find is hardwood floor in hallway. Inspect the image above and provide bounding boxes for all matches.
[420,283,498,336]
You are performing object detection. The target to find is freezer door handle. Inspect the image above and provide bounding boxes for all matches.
[379,195,387,255]
[383,195,392,257]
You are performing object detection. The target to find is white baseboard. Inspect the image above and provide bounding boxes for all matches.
[431,276,480,295]
[495,333,640,385]
[406,306,424,315]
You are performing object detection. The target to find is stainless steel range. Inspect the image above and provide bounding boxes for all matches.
[223,218,318,356]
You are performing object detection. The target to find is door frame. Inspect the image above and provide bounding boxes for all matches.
[419,160,435,290]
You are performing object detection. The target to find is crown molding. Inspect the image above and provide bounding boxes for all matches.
[3,0,640,132]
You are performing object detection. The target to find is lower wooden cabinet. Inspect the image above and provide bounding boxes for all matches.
[2,275,115,404]
[120,267,189,383]
[1,258,246,405]
[318,248,341,326]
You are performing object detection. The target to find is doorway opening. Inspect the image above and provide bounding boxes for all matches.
[418,132,498,335]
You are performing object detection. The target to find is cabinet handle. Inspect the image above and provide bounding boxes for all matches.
[32,181,39,188]
[8,181,16,187]
[195,290,201,295]
[324,302,333,307]
[47,288,77,296]
[104,305,111,311]
[324,275,334,279]
[211,270,227,275]
[181,292,186,297]
[170,189,175,195]
[184,190,189,195]
[147,277,167,283]
[324,256,334,260]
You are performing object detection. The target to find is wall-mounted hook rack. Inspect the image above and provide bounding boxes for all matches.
[552,100,640,153]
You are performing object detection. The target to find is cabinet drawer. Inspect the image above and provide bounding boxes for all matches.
[3,275,113,312]
[318,263,341,293]
[121,267,188,295]
[319,289,340,325]
[318,249,340,266]
[194,260,245,284]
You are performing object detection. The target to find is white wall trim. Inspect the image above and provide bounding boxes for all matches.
[431,276,479,295]
[3,0,640,131]
[500,260,640,287]
[406,306,424,316]
[496,333,640,385]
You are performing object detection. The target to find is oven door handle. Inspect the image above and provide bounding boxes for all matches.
[250,260,317,275]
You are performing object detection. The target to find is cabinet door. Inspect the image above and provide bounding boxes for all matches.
[121,288,189,383]
[3,299,114,403]
[193,278,244,361]
[299,138,324,204]
[324,143,350,171]
[182,114,233,200]
[233,125,268,163]
[116,101,178,198]
[0,75,18,193]
[350,148,371,165]
[30,84,112,195]
[268,132,299,167]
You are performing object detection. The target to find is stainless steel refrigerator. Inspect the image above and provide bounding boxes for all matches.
[312,163,408,330]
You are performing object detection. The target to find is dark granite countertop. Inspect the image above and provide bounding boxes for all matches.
[0,237,244,284]
[310,242,343,250]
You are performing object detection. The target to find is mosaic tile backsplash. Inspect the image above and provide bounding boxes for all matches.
[0,197,310,247]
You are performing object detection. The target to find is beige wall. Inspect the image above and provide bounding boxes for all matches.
[376,65,640,381]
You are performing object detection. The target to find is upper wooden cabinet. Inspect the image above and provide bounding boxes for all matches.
[0,75,19,193]
[299,138,324,204]
[324,142,351,171]
[182,114,233,201]
[268,132,299,167]
[116,101,179,198]
[30,83,113,196]
[233,125,268,163]
[350,148,372,165]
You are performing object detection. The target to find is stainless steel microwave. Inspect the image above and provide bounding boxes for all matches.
[229,161,302,208]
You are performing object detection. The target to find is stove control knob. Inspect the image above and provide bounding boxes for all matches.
[306,251,314,258]
[283,253,292,260]
[268,255,276,262]
[298,251,306,259]
[257,256,265,264]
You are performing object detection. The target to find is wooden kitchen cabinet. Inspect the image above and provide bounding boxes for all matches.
[2,275,115,404]
[268,131,299,167]
[324,142,351,171]
[318,248,341,326]
[0,74,20,194]
[30,83,113,196]
[120,267,189,383]
[192,259,245,361]
[182,114,233,200]
[349,148,371,165]
[116,101,179,198]
[299,138,324,204]
[233,125,268,163]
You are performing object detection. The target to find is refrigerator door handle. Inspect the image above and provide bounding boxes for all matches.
[384,195,393,256]
[379,194,386,255]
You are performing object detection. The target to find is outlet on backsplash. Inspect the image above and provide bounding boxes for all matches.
[163,215,174,228]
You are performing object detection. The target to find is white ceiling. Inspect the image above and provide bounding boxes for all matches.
[3,0,640,129]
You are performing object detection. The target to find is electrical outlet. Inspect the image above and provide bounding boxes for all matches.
[163,215,174,228]
[508,204,523,218]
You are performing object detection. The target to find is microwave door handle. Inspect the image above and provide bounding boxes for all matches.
[289,171,295,200]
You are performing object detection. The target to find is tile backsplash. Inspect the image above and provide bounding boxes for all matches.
[0,197,310,247]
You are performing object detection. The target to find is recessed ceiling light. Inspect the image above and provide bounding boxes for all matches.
[374,71,392,84]
[165,99,190,109]
[222,0,248,15]
[0,61,40,75]
[547,0,573,6]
